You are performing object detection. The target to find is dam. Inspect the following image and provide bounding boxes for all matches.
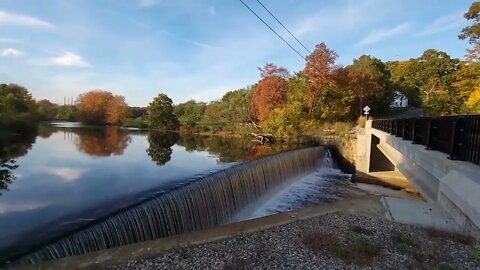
[1,143,368,267]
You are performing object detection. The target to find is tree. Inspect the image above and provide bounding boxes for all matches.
[347,55,394,116]
[175,100,206,127]
[76,90,130,125]
[386,60,422,106]
[105,95,130,125]
[203,101,224,122]
[303,43,338,117]
[413,50,461,115]
[459,2,480,60]
[466,85,480,112]
[36,99,58,121]
[0,84,37,132]
[147,93,180,130]
[219,87,253,123]
[263,73,308,135]
[251,64,288,122]
[323,67,356,121]
[453,61,480,101]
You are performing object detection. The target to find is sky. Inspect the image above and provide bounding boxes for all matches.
[0,0,474,106]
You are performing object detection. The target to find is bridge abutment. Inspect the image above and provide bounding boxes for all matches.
[358,120,480,236]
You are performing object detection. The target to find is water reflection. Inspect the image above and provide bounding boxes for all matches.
[176,134,309,163]
[146,132,180,166]
[74,127,131,157]
[0,133,36,195]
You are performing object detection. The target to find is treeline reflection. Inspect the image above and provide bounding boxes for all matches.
[0,124,313,194]
[0,133,36,194]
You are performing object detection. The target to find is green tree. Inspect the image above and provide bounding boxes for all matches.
[459,2,480,61]
[414,50,461,115]
[147,93,180,130]
[175,100,206,127]
[386,60,422,106]
[55,105,76,121]
[453,61,480,102]
[0,84,38,132]
[36,99,59,121]
[220,87,253,123]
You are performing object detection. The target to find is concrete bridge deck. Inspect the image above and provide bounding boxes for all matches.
[357,120,480,236]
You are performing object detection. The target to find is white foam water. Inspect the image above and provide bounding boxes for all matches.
[238,151,368,220]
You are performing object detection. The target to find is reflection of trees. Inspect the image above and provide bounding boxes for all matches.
[176,135,312,163]
[146,132,179,166]
[74,127,131,157]
[0,133,36,195]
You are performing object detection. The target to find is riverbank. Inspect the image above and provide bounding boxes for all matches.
[22,196,479,270]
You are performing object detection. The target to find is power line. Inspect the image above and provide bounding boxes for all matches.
[238,0,306,61]
[255,0,312,54]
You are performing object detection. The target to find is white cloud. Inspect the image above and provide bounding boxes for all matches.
[418,12,466,36]
[49,52,91,67]
[0,10,53,28]
[355,22,412,47]
[138,0,161,7]
[1,48,23,56]
[32,166,87,182]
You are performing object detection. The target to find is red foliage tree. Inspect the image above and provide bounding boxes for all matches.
[251,64,288,123]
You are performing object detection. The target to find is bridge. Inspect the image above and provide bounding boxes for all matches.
[356,116,480,236]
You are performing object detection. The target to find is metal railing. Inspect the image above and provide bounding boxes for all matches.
[372,115,480,166]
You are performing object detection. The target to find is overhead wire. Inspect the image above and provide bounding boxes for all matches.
[237,0,306,61]
[255,0,312,54]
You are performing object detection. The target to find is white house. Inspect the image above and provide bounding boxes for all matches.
[390,91,408,108]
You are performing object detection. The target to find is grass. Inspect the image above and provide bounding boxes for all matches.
[351,225,373,236]
[469,248,480,262]
[124,117,149,128]
[391,231,422,261]
[425,228,476,246]
[301,228,380,266]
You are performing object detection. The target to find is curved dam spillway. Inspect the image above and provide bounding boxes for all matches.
[9,147,328,266]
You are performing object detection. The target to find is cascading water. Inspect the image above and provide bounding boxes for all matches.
[8,147,327,266]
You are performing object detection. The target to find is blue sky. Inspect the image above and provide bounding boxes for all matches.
[0,0,474,106]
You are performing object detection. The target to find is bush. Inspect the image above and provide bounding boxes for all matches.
[357,116,367,128]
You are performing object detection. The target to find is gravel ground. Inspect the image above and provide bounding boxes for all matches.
[109,213,480,270]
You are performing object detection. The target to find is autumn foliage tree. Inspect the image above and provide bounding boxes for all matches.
[76,90,130,125]
[251,63,288,123]
[303,43,338,117]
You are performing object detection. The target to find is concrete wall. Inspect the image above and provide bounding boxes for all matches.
[358,120,480,236]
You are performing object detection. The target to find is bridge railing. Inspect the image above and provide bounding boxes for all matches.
[372,115,480,166]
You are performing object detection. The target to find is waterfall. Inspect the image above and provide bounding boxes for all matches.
[9,147,326,266]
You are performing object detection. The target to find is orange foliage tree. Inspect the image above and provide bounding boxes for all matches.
[251,63,288,123]
[76,90,130,125]
[303,43,338,117]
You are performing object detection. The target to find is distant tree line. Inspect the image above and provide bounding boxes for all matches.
[1,2,479,137]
